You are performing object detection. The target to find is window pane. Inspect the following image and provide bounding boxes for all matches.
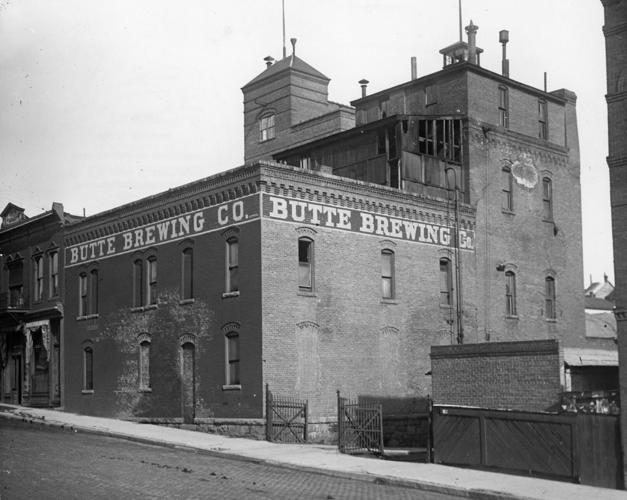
[298,263,311,289]
[84,347,93,390]
[440,259,451,305]
[298,239,310,263]
[140,341,150,389]
[90,270,99,315]
[229,240,239,267]
[229,266,239,292]
[382,277,393,299]
[182,249,193,300]
[133,260,143,307]
[298,239,313,290]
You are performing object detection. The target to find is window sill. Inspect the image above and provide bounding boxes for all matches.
[139,387,152,393]
[179,299,195,306]
[439,303,453,309]
[76,314,99,321]
[81,389,94,395]
[297,290,316,297]
[222,384,242,391]
[381,298,398,305]
[501,209,515,216]
[546,318,557,323]
[542,218,554,224]
[222,291,240,299]
[506,315,519,320]
[131,306,145,313]
[145,304,158,310]
[259,137,275,144]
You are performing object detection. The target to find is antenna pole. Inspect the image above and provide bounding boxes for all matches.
[282,0,287,58]
[458,0,463,41]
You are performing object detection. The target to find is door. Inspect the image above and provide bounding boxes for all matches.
[181,342,195,423]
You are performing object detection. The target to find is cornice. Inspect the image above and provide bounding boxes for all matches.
[606,90,627,104]
[607,156,627,168]
[258,162,476,231]
[603,21,627,37]
[65,166,262,246]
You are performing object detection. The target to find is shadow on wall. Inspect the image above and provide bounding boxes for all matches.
[358,395,431,448]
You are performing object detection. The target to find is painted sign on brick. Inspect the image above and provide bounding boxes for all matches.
[262,193,474,250]
[65,194,260,266]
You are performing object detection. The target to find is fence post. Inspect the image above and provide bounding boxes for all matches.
[377,403,384,455]
[303,399,309,443]
[427,396,433,463]
[265,384,272,442]
[337,390,343,452]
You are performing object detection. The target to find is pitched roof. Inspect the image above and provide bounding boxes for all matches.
[585,311,617,339]
[242,55,329,89]
[584,296,614,311]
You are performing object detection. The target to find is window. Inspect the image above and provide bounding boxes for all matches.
[8,261,24,308]
[226,238,239,293]
[298,238,313,291]
[538,99,548,140]
[139,339,151,390]
[502,166,513,211]
[381,250,395,299]
[225,332,240,386]
[90,269,99,315]
[440,258,453,306]
[147,257,157,305]
[79,270,98,317]
[83,346,93,391]
[417,119,462,164]
[181,248,193,300]
[259,114,276,142]
[505,271,517,316]
[542,177,553,221]
[33,256,44,302]
[498,86,509,128]
[133,259,143,307]
[49,251,59,297]
[79,273,88,316]
[425,85,437,106]
[545,276,556,320]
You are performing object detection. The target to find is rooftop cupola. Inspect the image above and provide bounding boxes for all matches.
[439,19,483,68]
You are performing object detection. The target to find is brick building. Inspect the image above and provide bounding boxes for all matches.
[0,203,81,407]
[601,0,627,484]
[3,20,590,437]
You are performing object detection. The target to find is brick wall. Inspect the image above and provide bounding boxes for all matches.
[430,339,561,411]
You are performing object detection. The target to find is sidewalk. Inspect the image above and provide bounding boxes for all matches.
[1,404,626,500]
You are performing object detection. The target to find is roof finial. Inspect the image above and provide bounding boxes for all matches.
[290,37,297,57]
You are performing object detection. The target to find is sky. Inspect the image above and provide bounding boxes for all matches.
[0,0,612,287]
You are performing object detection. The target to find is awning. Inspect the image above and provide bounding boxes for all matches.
[563,348,618,367]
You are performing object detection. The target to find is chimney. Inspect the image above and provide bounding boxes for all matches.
[263,56,275,68]
[359,79,369,98]
[499,30,509,77]
[411,57,417,80]
[465,20,479,65]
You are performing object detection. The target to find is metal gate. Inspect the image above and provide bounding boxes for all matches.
[337,391,383,456]
[265,385,308,443]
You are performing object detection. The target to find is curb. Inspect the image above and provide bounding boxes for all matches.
[0,409,529,500]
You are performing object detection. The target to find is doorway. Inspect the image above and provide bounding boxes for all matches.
[181,342,195,424]
[11,354,22,404]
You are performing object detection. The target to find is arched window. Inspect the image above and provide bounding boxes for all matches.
[545,276,556,320]
[90,269,99,315]
[133,259,143,307]
[83,346,93,391]
[502,166,513,211]
[298,237,314,291]
[79,272,88,316]
[138,336,151,391]
[505,271,517,317]
[498,86,509,128]
[226,237,239,293]
[542,177,553,221]
[225,332,240,386]
[381,249,395,299]
[181,247,194,300]
[49,250,59,298]
[33,255,44,302]
[259,113,276,142]
[147,256,158,305]
[440,257,452,306]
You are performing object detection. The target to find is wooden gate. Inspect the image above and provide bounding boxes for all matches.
[432,405,623,489]
[337,391,383,456]
[265,385,308,443]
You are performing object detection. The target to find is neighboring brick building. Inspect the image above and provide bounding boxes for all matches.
[601,0,627,484]
[0,203,81,407]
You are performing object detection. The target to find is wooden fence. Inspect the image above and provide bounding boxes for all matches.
[432,405,623,489]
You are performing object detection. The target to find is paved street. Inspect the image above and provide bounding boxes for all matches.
[0,419,454,499]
